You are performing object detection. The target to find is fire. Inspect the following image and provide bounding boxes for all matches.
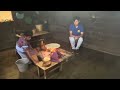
[39,42,63,63]
[49,48,56,53]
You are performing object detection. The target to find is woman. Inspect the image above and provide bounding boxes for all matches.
[16,31,33,63]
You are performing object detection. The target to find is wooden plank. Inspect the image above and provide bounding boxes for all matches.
[32,31,49,37]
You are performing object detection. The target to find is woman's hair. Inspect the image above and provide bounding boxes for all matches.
[24,31,33,37]
[73,16,80,22]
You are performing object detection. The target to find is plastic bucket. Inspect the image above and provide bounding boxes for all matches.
[15,58,29,72]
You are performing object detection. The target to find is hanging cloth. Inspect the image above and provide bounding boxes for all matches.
[16,12,24,19]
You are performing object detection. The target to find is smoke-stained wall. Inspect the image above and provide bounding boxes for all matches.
[0,11,48,50]
[1,11,120,56]
[48,11,120,56]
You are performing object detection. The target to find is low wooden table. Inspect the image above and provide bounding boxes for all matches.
[36,49,73,79]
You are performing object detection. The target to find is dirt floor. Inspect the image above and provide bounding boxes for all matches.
[0,41,120,79]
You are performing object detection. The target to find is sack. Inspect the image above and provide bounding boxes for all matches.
[51,51,63,62]
[51,52,59,62]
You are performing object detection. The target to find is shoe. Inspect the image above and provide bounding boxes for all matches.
[75,49,79,54]
[71,49,76,54]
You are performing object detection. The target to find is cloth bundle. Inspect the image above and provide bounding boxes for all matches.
[51,51,63,62]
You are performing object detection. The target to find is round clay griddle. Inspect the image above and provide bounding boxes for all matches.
[45,43,60,49]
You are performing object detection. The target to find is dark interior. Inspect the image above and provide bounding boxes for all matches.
[0,11,120,79]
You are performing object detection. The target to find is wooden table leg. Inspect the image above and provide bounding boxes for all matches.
[59,63,63,71]
[37,66,40,77]
[44,70,47,79]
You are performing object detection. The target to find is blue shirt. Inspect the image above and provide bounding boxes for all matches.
[69,24,84,36]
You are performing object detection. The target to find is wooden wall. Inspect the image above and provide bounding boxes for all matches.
[1,11,120,56]
[0,11,48,51]
[48,11,120,56]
